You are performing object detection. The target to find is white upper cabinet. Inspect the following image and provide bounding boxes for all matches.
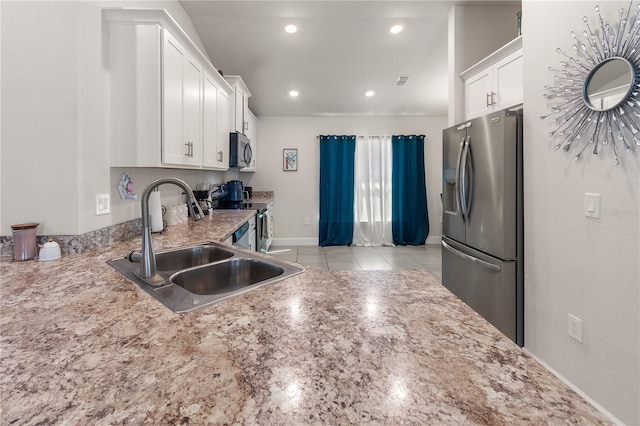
[461,36,523,120]
[105,9,233,170]
[202,69,230,170]
[216,89,231,169]
[163,29,202,167]
[202,70,219,169]
[225,75,252,135]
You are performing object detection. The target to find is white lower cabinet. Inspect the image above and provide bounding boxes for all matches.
[462,37,523,120]
[248,214,257,252]
[106,9,232,170]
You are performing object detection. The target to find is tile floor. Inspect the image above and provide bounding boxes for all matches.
[267,244,442,279]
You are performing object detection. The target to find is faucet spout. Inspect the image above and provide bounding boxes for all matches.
[137,177,204,286]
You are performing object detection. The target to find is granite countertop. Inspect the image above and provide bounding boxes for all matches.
[0,209,610,424]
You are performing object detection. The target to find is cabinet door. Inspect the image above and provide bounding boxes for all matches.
[217,90,230,168]
[242,91,249,135]
[163,30,202,167]
[495,50,523,110]
[465,68,493,120]
[234,86,245,133]
[162,31,186,165]
[183,54,202,166]
[249,230,256,251]
[202,72,219,168]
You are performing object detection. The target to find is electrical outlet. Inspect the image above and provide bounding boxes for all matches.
[96,194,110,215]
[568,314,583,343]
[304,217,310,225]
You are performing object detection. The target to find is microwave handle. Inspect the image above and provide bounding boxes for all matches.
[243,143,253,165]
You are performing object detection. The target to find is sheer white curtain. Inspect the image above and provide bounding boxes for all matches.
[353,136,394,246]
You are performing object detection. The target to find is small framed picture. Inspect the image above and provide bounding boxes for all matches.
[283,148,298,171]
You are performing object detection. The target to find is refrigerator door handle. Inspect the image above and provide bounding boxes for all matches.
[454,137,466,221]
[459,136,471,222]
[465,138,474,219]
[442,240,501,272]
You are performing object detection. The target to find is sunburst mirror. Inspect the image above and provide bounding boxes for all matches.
[542,1,640,165]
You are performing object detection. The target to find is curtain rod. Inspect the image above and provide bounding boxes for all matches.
[316,135,426,139]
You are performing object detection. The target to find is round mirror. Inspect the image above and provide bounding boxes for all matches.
[583,57,636,111]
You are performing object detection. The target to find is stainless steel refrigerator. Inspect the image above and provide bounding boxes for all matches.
[442,108,524,347]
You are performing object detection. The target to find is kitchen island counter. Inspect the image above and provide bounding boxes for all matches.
[0,217,609,424]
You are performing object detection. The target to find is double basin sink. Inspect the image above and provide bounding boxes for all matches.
[108,242,303,313]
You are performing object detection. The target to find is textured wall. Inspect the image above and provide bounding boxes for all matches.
[522,1,640,424]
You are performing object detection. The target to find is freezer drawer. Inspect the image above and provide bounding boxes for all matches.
[442,237,517,343]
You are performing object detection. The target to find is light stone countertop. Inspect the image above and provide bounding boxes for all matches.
[0,209,611,425]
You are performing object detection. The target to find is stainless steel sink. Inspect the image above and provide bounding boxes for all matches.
[171,259,285,295]
[107,242,303,313]
[155,244,234,271]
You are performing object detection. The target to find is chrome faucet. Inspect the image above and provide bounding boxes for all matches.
[135,177,203,286]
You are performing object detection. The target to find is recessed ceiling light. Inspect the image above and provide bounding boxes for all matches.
[390,24,403,34]
[285,24,298,34]
[289,90,299,97]
[365,90,375,97]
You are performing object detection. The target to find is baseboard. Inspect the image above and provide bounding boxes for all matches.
[523,348,624,425]
[425,236,441,245]
[272,237,319,246]
[273,236,442,247]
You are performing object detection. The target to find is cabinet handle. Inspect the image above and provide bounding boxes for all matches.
[486,91,496,107]
[185,142,194,158]
[217,150,223,162]
[244,121,249,132]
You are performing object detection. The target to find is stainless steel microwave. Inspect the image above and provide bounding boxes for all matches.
[229,132,252,168]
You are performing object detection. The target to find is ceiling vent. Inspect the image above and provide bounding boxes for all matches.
[396,75,410,86]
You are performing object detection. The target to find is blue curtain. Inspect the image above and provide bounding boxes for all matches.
[319,135,356,246]
[391,135,429,245]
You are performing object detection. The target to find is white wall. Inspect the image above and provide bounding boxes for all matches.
[523,2,639,424]
[242,116,447,245]
[0,0,226,236]
[1,1,80,235]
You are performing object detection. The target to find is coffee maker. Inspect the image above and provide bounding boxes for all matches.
[192,189,211,215]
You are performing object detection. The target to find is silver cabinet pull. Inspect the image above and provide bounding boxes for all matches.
[217,150,223,162]
[486,91,497,107]
[184,142,194,158]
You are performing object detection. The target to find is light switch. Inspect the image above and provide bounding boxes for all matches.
[96,193,111,215]
[584,193,601,218]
